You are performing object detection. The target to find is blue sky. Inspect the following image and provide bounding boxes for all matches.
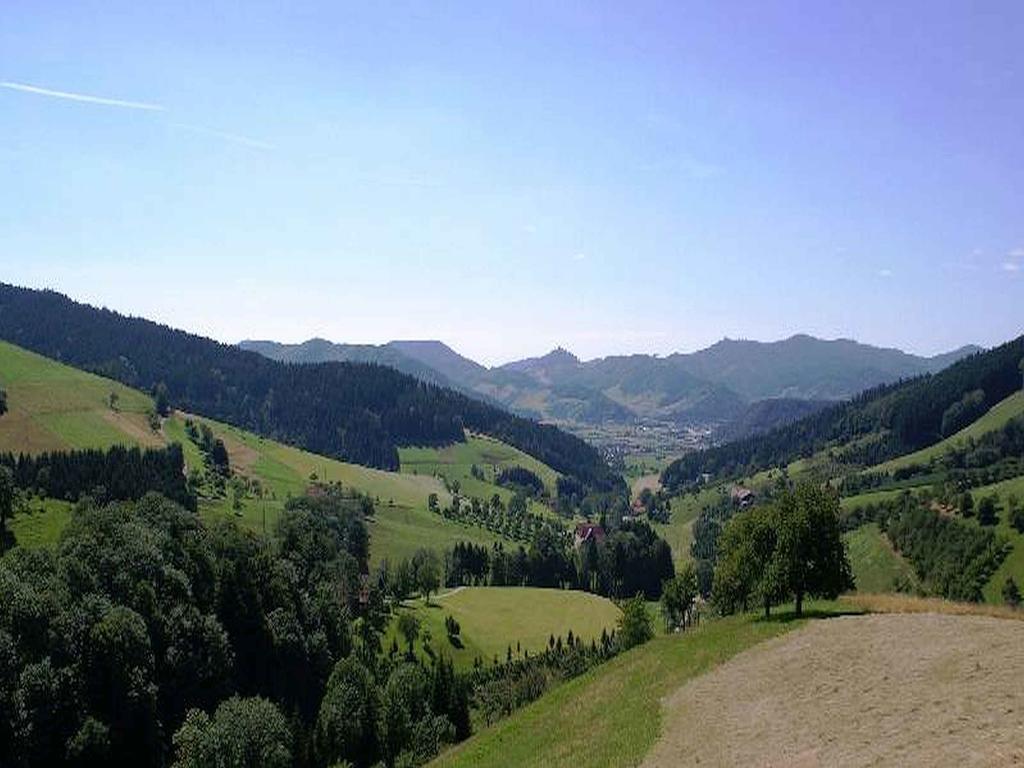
[2,1,1021,365]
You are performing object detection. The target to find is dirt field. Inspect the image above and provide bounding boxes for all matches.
[642,613,1024,767]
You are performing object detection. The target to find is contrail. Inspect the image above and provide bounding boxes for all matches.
[170,122,274,151]
[0,81,166,111]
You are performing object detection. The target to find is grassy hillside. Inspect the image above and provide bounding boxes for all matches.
[164,414,512,564]
[0,341,529,563]
[652,486,725,567]
[0,340,161,454]
[433,602,855,768]
[878,391,1024,472]
[399,434,560,517]
[843,523,918,593]
[386,587,621,670]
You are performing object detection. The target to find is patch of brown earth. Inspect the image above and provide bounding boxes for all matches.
[642,613,1024,767]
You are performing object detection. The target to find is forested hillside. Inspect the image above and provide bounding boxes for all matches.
[663,336,1023,491]
[0,284,619,493]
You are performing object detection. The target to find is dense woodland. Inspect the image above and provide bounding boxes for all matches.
[0,284,620,496]
[663,337,1024,491]
[0,444,194,511]
[0,490,479,768]
[435,520,674,600]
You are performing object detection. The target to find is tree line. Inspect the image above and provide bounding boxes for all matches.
[422,519,675,600]
[662,337,1024,492]
[0,443,195,512]
[0,283,621,496]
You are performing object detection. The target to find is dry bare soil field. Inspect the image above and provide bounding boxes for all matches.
[642,613,1024,767]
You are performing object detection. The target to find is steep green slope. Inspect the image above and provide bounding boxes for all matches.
[878,391,1024,472]
[0,283,618,493]
[0,341,537,563]
[844,523,919,593]
[0,340,161,453]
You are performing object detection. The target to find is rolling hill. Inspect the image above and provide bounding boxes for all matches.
[0,283,618,495]
[0,339,562,564]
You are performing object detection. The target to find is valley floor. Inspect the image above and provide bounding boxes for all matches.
[643,612,1024,767]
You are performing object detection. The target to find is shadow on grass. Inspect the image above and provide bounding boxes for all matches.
[755,603,865,625]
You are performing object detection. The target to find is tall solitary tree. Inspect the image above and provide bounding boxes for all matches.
[771,483,854,617]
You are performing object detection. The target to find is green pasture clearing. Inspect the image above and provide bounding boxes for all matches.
[0,342,523,563]
[654,486,726,567]
[0,340,160,454]
[386,587,622,670]
[8,497,74,549]
[843,523,918,594]
[433,601,856,768]
[168,414,509,564]
[399,433,559,518]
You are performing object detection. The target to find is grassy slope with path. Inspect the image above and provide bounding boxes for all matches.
[843,523,918,593]
[652,485,725,568]
[0,341,545,563]
[433,601,855,768]
[386,587,621,670]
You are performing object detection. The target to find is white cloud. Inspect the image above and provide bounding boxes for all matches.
[1,81,165,111]
[1002,261,1020,272]
[170,122,274,151]
[877,268,893,277]
[572,253,586,261]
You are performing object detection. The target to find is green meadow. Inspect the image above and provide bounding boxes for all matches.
[0,340,160,454]
[843,523,918,594]
[399,433,560,518]
[386,587,621,670]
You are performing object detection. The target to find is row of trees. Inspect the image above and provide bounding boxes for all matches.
[662,339,1024,491]
[845,491,1011,602]
[0,443,195,512]
[0,283,620,494]
[432,521,675,600]
[427,490,556,544]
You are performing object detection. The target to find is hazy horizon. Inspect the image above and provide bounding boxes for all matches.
[3,1,1022,365]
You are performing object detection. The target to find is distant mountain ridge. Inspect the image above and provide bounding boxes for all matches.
[240,335,982,436]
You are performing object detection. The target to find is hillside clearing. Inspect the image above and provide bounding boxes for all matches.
[843,523,918,594]
[642,613,1024,767]
[0,340,159,454]
[387,587,621,670]
[399,433,559,518]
